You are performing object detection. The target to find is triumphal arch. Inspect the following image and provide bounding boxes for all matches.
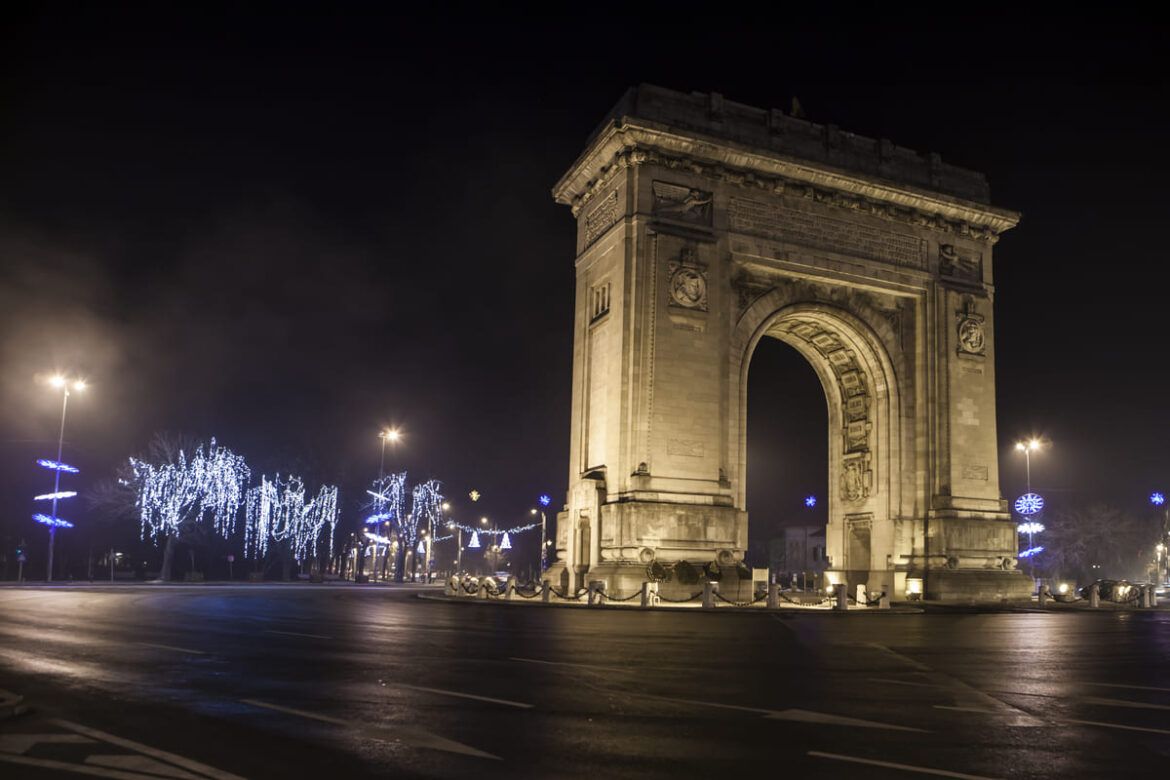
[546,85,1031,602]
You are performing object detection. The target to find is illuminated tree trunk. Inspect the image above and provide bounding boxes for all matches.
[160,535,176,581]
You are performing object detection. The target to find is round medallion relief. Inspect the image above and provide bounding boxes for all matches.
[958,318,985,353]
[670,268,706,308]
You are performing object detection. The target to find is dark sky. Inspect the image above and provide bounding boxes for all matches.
[2,5,1167,571]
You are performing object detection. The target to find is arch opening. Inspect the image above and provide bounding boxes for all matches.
[737,301,903,595]
[745,338,828,589]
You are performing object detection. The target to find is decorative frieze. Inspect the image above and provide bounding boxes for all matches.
[729,196,927,270]
[568,145,1006,244]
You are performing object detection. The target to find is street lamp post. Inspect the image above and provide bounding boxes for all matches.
[448,521,462,574]
[1014,438,1041,493]
[42,375,85,582]
[1014,438,1042,582]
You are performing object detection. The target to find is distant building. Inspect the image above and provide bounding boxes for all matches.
[768,526,827,586]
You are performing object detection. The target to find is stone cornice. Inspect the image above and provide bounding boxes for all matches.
[554,121,1020,243]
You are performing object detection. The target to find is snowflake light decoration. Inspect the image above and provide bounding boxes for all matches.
[1013,492,1045,516]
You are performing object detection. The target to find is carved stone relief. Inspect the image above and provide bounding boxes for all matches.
[772,315,875,504]
[956,298,986,356]
[667,246,708,312]
[652,181,713,226]
[939,243,983,285]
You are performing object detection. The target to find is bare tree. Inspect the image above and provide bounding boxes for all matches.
[1042,503,1158,582]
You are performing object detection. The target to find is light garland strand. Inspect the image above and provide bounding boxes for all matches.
[448,521,540,536]
[245,475,339,562]
[130,437,250,543]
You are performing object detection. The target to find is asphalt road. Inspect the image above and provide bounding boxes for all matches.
[0,585,1167,779]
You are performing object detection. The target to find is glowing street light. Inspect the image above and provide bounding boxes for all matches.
[377,428,400,478]
[1014,438,1043,493]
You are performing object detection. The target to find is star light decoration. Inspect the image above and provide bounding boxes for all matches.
[1017,522,1045,535]
[1151,492,1166,507]
[245,475,340,562]
[1013,492,1045,516]
[129,438,251,543]
[804,495,817,508]
[538,494,551,507]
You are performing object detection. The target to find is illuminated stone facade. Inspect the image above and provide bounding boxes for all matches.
[546,85,1031,602]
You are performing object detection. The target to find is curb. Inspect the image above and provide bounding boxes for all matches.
[416,592,924,615]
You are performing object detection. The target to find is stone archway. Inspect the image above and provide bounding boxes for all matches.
[545,85,1031,602]
[736,297,902,594]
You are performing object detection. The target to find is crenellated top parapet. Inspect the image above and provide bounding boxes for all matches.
[554,85,1019,243]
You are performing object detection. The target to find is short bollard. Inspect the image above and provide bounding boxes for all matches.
[1089,582,1100,608]
[588,580,606,605]
[834,583,848,611]
[641,581,659,607]
[702,581,718,609]
[541,579,552,603]
[1038,584,1050,607]
[506,576,517,601]
[768,582,780,609]
[446,575,458,596]
[879,583,890,610]
[1150,585,1159,608]
[1143,584,1154,608]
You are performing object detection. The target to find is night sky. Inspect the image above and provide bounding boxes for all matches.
[2,6,1167,573]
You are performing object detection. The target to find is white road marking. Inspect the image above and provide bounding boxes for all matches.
[1064,718,1170,736]
[509,656,628,673]
[867,643,933,671]
[52,720,246,780]
[392,683,533,709]
[239,698,498,759]
[0,733,95,754]
[766,709,926,732]
[264,630,332,640]
[87,754,205,780]
[867,644,1042,726]
[0,753,169,780]
[809,751,1004,779]
[1082,682,1170,694]
[632,693,926,731]
[934,705,999,714]
[134,642,207,655]
[869,677,944,688]
[1081,695,1170,712]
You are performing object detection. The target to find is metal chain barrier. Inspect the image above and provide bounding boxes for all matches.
[713,590,769,607]
[512,583,543,599]
[656,590,703,603]
[549,587,587,600]
[460,581,479,595]
[776,590,833,607]
[603,590,644,602]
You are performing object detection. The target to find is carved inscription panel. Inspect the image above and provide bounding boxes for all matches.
[584,191,619,246]
[729,197,927,269]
